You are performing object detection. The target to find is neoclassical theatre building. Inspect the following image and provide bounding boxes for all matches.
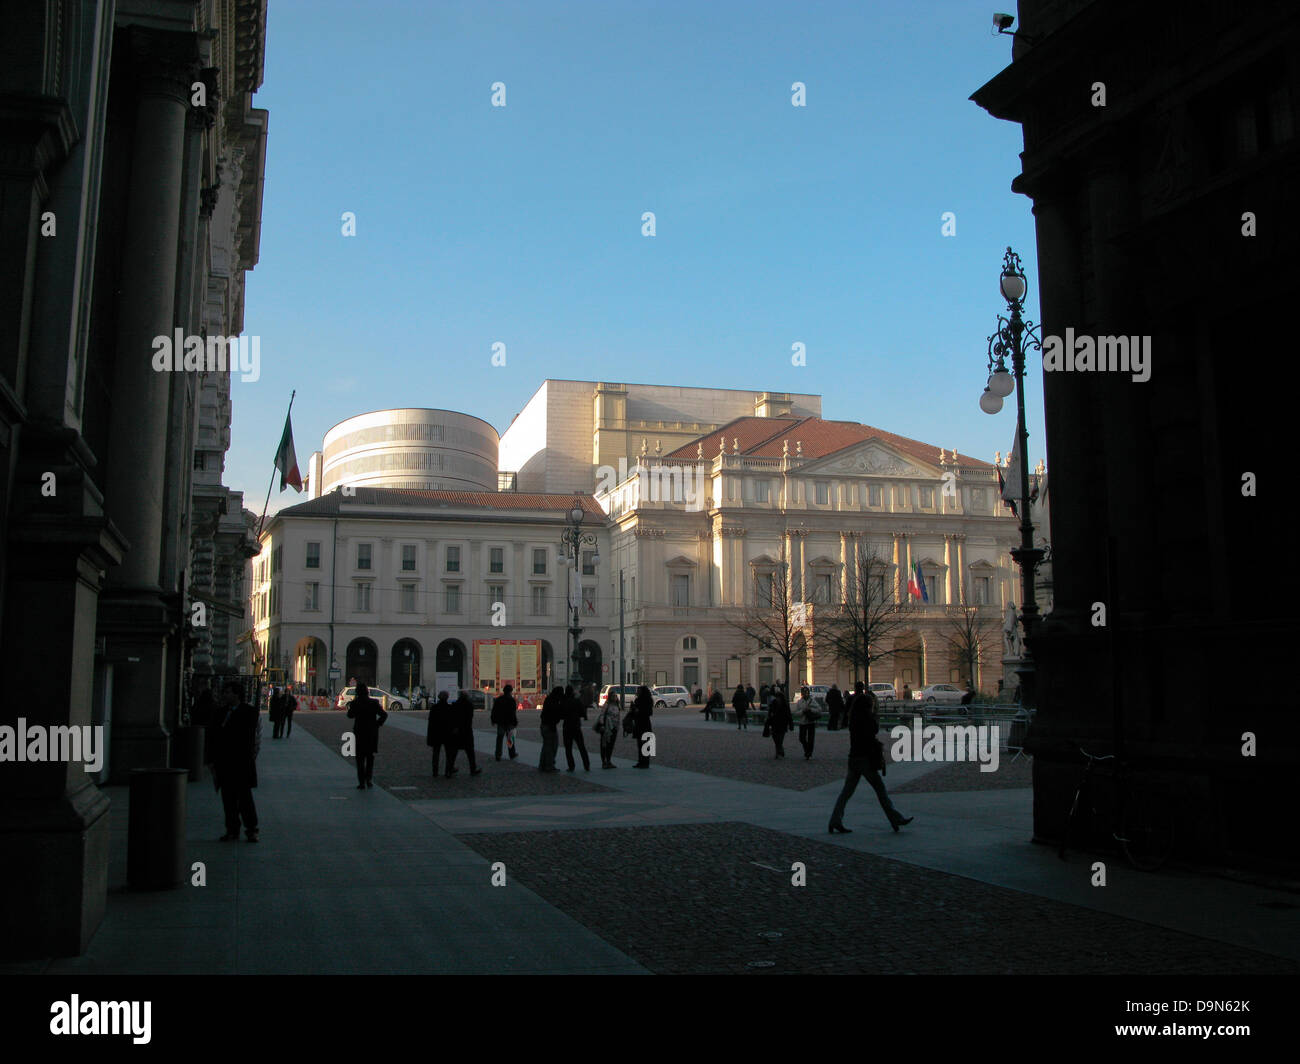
[597,415,1022,694]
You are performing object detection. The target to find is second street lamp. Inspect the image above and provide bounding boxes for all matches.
[981,246,1045,709]
[559,496,599,688]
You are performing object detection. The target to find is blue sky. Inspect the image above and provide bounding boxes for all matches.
[232,0,1042,514]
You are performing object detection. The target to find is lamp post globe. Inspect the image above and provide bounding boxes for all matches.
[980,387,1004,415]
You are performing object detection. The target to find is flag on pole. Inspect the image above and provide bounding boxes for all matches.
[915,561,929,603]
[274,412,302,492]
[1000,432,1022,502]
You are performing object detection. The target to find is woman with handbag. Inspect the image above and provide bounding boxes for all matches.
[595,691,621,768]
[631,685,654,768]
[795,686,819,759]
[828,683,913,834]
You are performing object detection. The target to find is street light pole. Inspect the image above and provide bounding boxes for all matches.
[560,496,599,688]
[980,246,1045,709]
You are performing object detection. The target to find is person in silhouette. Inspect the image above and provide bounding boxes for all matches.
[631,685,654,768]
[539,686,564,772]
[766,686,793,758]
[212,681,260,841]
[826,684,844,731]
[562,683,591,771]
[491,684,519,760]
[447,690,482,776]
[732,683,750,730]
[426,690,453,778]
[347,682,388,789]
[828,683,912,834]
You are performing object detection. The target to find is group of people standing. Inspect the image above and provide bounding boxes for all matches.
[268,687,297,739]
[535,682,654,770]
[423,689,483,779]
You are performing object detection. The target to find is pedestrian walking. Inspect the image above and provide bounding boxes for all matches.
[281,688,297,738]
[732,684,750,730]
[595,691,621,768]
[346,682,389,789]
[765,687,792,758]
[210,681,260,841]
[901,683,912,703]
[631,685,654,768]
[796,686,819,759]
[759,683,771,708]
[826,684,844,730]
[491,684,519,760]
[538,686,563,772]
[703,688,725,721]
[828,683,912,834]
[447,690,482,776]
[562,684,591,771]
[426,690,453,778]
[269,687,285,739]
[745,683,756,710]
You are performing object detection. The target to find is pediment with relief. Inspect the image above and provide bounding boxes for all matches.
[805,441,936,479]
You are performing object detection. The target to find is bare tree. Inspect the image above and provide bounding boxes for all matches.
[725,545,804,692]
[811,546,915,686]
[936,588,1001,695]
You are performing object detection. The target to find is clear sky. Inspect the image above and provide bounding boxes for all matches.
[231,0,1043,515]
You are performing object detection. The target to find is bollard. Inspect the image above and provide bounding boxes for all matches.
[127,768,188,890]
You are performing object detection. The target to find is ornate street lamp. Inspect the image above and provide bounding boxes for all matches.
[981,247,1044,708]
[559,495,600,687]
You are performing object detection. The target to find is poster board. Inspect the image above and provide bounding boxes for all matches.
[473,639,542,709]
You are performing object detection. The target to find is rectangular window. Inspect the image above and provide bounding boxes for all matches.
[925,575,937,602]
[306,542,321,569]
[873,575,888,603]
[971,488,985,511]
[755,479,770,503]
[400,583,416,612]
[193,452,205,470]
[357,543,372,570]
[488,584,505,610]
[531,586,547,615]
[402,544,417,571]
[355,582,372,611]
[533,548,547,575]
[446,545,460,572]
[920,486,935,508]
[489,547,504,573]
[975,576,990,605]
[815,481,829,505]
[444,585,460,613]
[672,574,690,607]
[305,582,319,610]
[869,484,882,507]
[814,573,832,603]
[582,549,596,576]
[757,572,774,607]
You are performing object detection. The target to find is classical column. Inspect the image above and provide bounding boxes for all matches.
[840,532,851,606]
[97,29,201,781]
[944,535,954,604]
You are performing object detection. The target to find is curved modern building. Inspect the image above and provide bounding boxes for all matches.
[321,409,499,494]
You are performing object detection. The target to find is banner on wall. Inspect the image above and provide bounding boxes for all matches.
[473,639,542,709]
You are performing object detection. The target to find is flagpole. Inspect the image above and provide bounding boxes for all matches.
[257,390,296,541]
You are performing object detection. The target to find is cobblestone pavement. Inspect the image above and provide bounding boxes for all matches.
[292,711,613,800]
[455,822,1299,974]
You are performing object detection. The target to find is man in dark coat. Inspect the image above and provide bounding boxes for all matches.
[562,684,591,772]
[269,687,284,738]
[491,684,519,760]
[731,684,750,730]
[538,687,563,772]
[828,682,912,834]
[447,691,482,776]
[426,690,454,778]
[766,688,793,758]
[281,688,297,738]
[212,681,260,841]
[826,684,844,730]
[346,683,388,788]
[631,685,654,768]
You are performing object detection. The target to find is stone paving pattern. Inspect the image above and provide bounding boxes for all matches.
[455,821,1299,975]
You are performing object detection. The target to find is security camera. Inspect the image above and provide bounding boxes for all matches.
[993,12,1015,31]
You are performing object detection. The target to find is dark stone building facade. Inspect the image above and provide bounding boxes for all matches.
[0,0,267,956]
[973,0,1298,869]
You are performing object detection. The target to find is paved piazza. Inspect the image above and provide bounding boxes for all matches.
[292,707,1299,974]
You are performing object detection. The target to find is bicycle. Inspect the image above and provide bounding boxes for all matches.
[1058,740,1174,872]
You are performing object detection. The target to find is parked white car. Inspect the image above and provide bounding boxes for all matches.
[869,682,897,702]
[913,683,967,705]
[335,685,405,711]
[651,685,691,708]
[598,684,639,707]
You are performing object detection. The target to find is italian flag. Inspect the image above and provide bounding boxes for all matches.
[274,413,302,492]
[907,561,921,599]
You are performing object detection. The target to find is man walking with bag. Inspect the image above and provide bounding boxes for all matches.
[828,682,912,835]
[491,684,519,760]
